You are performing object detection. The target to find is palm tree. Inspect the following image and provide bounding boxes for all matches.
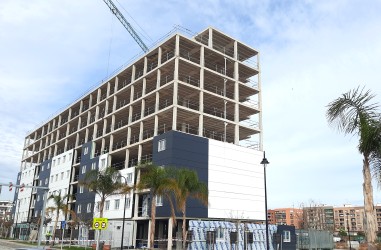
[82,166,132,250]
[171,168,208,249]
[327,86,381,243]
[82,166,131,218]
[136,163,174,248]
[46,191,71,245]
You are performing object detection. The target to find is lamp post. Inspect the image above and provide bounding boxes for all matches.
[346,213,352,250]
[120,175,128,250]
[260,151,270,250]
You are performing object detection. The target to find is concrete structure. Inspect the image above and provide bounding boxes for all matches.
[12,27,264,248]
[0,200,12,222]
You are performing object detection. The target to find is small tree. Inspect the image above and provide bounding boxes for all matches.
[82,166,132,249]
[171,168,208,249]
[137,163,174,248]
[46,191,71,245]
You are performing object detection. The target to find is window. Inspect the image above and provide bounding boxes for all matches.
[126,197,131,208]
[283,230,291,242]
[41,165,44,171]
[82,165,86,174]
[217,226,225,240]
[60,172,64,180]
[50,176,53,183]
[77,204,81,214]
[66,170,70,178]
[84,147,89,155]
[57,158,61,165]
[63,156,66,163]
[79,185,84,194]
[156,195,163,206]
[105,201,110,211]
[45,178,48,185]
[68,153,72,160]
[115,199,120,210]
[55,174,58,181]
[47,163,50,169]
[101,159,106,168]
[127,173,133,184]
[37,195,40,202]
[87,203,92,213]
[158,139,166,152]
[53,160,56,167]
[91,162,96,170]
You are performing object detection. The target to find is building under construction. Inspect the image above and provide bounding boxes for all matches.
[12,27,267,249]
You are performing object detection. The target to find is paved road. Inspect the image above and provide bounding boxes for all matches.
[0,239,44,250]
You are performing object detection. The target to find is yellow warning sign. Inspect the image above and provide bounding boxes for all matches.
[92,218,108,230]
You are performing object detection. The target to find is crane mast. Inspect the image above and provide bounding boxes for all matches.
[102,0,149,53]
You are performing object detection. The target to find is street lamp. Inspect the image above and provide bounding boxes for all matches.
[346,213,352,250]
[120,175,128,250]
[260,151,270,250]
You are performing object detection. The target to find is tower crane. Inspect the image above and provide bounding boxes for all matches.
[102,0,149,53]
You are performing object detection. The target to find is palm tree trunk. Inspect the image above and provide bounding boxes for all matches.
[149,195,157,249]
[52,210,59,245]
[363,156,377,243]
[182,205,187,249]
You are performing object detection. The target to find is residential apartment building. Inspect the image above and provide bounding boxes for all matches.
[302,205,334,232]
[12,27,264,248]
[333,205,365,234]
[268,208,303,229]
[0,200,12,221]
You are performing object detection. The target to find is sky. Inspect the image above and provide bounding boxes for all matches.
[1,0,381,209]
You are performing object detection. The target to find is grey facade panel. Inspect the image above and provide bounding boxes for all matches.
[153,131,208,218]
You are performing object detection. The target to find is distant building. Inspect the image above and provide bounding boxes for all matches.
[302,205,334,232]
[333,204,365,234]
[0,200,12,221]
[268,208,303,229]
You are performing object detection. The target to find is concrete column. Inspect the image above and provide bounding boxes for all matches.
[141,99,146,119]
[234,40,238,60]
[101,138,105,153]
[85,128,89,143]
[155,92,160,112]
[175,34,180,57]
[128,106,133,124]
[142,78,147,96]
[111,115,115,132]
[105,100,109,116]
[89,94,93,108]
[124,149,130,169]
[75,133,79,147]
[64,139,68,151]
[103,119,107,135]
[158,47,162,66]
[208,27,213,48]
[131,65,136,82]
[130,85,135,102]
[127,127,131,146]
[144,57,148,74]
[156,69,161,88]
[139,121,144,142]
[107,82,111,97]
[200,45,204,67]
[97,88,101,103]
[113,96,117,112]
[137,144,142,162]
[68,108,72,121]
[109,135,113,152]
[93,123,98,140]
[95,106,100,120]
[154,115,158,136]
[114,76,119,93]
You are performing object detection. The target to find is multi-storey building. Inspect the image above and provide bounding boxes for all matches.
[12,27,265,248]
[0,200,12,221]
[268,208,303,229]
[302,205,334,232]
[333,205,365,234]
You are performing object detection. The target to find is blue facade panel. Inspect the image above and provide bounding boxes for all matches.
[152,131,209,218]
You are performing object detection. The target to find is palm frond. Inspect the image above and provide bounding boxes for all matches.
[326,86,379,134]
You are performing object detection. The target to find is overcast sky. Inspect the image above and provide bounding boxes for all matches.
[1,0,381,209]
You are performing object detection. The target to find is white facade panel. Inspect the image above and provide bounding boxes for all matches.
[94,167,135,219]
[208,140,265,220]
[16,164,36,223]
[46,149,73,227]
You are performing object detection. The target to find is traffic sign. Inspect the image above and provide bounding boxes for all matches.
[92,218,108,230]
